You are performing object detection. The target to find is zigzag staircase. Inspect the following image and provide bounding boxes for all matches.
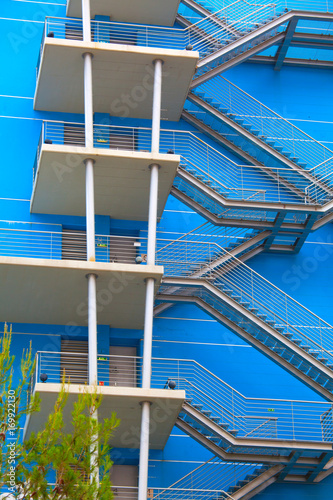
[157,1,333,495]
[159,128,333,250]
[151,357,333,480]
[156,238,333,400]
[178,0,333,85]
[184,78,333,197]
[154,222,269,316]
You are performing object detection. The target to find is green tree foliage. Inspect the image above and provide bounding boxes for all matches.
[0,325,120,499]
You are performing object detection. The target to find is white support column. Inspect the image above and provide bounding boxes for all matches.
[87,273,98,385]
[85,158,96,261]
[82,0,98,488]
[138,58,163,500]
[138,401,151,500]
[82,0,92,43]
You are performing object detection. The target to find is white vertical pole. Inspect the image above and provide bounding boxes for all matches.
[82,0,92,43]
[87,273,98,385]
[82,0,98,489]
[138,58,163,500]
[138,401,151,500]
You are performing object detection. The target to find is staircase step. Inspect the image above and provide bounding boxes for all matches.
[309,350,320,358]
[257,313,267,321]
[229,429,238,436]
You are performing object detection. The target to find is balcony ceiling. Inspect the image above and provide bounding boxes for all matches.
[31,145,180,219]
[25,384,186,449]
[0,258,162,328]
[34,39,199,121]
[66,0,181,26]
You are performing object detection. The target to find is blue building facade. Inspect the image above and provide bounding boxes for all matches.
[2,0,333,498]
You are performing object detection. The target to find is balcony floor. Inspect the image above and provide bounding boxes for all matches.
[24,384,185,449]
[0,257,162,328]
[35,38,199,120]
[31,145,180,219]
[66,0,181,26]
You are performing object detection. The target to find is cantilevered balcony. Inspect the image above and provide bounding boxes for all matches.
[31,122,180,219]
[34,18,199,119]
[0,229,162,328]
[24,353,187,449]
[25,353,333,461]
[66,0,181,26]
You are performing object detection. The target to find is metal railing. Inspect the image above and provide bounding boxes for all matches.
[179,0,280,53]
[160,236,333,365]
[185,0,333,15]
[35,120,333,206]
[152,457,270,500]
[33,352,333,443]
[0,227,147,264]
[38,1,281,77]
[155,223,261,277]
[193,76,333,172]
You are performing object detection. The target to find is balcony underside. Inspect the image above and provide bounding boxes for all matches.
[34,39,199,120]
[25,384,185,449]
[31,145,180,219]
[66,0,181,26]
[0,257,162,328]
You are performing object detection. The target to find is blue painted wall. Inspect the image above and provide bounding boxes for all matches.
[2,0,333,498]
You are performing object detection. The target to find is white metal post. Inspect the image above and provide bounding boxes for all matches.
[82,0,92,43]
[82,0,98,488]
[87,273,98,385]
[138,401,151,500]
[138,58,163,500]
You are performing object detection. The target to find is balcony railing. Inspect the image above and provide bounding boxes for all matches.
[34,121,333,206]
[32,352,333,443]
[0,228,148,264]
[37,17,193,77]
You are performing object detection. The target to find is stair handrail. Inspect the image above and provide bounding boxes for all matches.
[199,76,333,161]
[162,237,333,331]
[180,155,267,197]
[152,456,217,498]
[243,416,278,437]
[183,0,277,32]
[209,272,333,360]
[155,223,247,255]
[181,378,248,423]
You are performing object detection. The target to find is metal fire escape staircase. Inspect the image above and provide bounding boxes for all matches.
[151,356,333,484]
[177,76,333,250]
[156,234,333,402]
[151,1,333,496]
[152,455,284,500]
[177,0,333,86]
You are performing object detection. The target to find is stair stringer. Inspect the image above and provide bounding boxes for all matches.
[158,282,333,401]
[232,465,283,500]
[186,92,333,196]
[181,109,309,202]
